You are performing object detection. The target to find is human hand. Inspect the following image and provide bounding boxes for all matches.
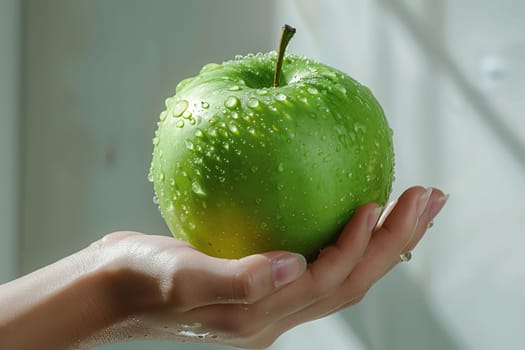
[81,186,447,349]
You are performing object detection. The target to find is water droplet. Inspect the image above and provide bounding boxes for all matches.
[251,166,258,173]
[201,101,210,109]
[172,100,188,118]
[152,136,159,145]
[185,139,194,150]
[147,170,154,183]
[257,89,268,95]
[260,222,268,229]
[255,198,262,204]
[182,110,192,120]
[335,83,347,94]
[277,163,284,172]
[307,87,319,95]
[228,85,241,91]
[229,124,239,134]
[194,129,204,137]
[176,120,185,128]
[200,62,222,73]
[192,181,206,196]
[247,98,260,109]
[248,127,256,135]
[225,96,239,109]
[153,196,159,205]
[277,184,284,191]
[275,93,287,101]
[165,97,174,108]
[299,96,308,103]
[231,111,239,119]
[324,70,337,78]
[354,122,367,133]
[159,111,168,121]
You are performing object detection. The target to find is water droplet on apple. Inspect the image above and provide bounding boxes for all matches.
[277,184,284,191]
[299,96,308,103]
[275,93,287,101]
[229,124,239,134]
[165,97,174,108]
[335,83,347,94]
[176,120,185,128]
[208,128,217,137]
[225,96,239,109]
[191,181,206,196]
[172,100,189,118]
[159,111,168,121]
[228,85,241,91]
[277,163,284,172]
[231,111,239,119]
[307,87,319,95]
[255,198,262,205]
[152,136,159,145]
[185,139,194,151]
[251,166,258,173]
[247,98,260,109]
[354,122,367,133]
[200,62,222,73]
[234,54,243,60]
[201,101,210,109]
[194,129,204,137]
[153,196,159,205]
[248,127,256,135]
[182,110,192,120]
[257,89,268,95]
[147,170,154,183]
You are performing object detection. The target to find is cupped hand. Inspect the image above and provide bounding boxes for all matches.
[85,186,447,349]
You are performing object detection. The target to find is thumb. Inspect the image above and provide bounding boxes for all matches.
[179,251,307,309]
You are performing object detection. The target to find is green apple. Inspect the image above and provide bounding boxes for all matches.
[150,26,394,260]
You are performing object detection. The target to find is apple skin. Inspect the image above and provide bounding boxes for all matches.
[150,52,394,260]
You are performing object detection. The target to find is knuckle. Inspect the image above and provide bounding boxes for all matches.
[232,265,257,303]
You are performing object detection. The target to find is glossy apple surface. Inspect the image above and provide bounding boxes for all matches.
[150,52,394,260]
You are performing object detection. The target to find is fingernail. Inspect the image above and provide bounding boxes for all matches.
[427,193,449,221]
[367,206,383,232]
[416,188,433,218]
[272,253,307,288]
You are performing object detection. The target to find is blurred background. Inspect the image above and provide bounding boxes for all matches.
[1,0,524,349]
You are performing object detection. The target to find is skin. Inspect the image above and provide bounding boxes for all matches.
[0,186,447,349]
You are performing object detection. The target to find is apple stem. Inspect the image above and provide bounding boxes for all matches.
[274,24,296,87]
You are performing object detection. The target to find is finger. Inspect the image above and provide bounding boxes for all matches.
[341,186,431,289]
[259,187,442,332]
[402,189,448,252]
[280,188,449,326]
[171,250,307,311]
[308,203,382,288]
[374,198,398,231]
